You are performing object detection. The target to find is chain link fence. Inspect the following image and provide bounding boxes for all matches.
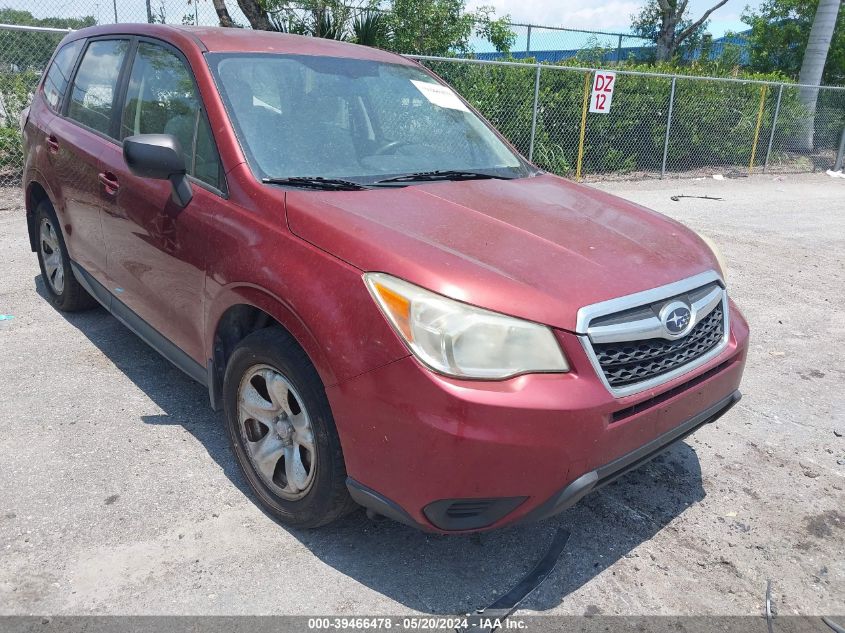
[474,24,654,63]
[420,56,845,181]
[1,0,650,49]
[1,17,844,186]
[1,0,246,28]
[0,24,68,184]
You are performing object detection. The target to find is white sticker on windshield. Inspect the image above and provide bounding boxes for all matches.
[411,80,469,112]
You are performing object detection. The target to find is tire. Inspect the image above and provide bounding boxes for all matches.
[34,200,97,312]
[223,327,356,528]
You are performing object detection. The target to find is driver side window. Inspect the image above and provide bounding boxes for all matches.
[120,42,222,191]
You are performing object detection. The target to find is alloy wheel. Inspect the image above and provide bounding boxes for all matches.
[237,364,317,500]
[39,217,64,295]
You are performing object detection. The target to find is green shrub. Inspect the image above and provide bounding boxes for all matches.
[427,58,816,176]
[0,69,40,181]
[0,126,23,179]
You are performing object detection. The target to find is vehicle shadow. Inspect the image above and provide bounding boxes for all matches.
[43,276,706,616]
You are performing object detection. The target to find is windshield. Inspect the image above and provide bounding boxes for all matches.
[207,53,531,184]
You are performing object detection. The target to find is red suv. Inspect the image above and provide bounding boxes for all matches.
[22,24,748,533]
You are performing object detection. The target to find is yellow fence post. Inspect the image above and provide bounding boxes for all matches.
[575,71,591,182]
[749,84,768,173]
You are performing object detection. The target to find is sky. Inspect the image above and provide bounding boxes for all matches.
[11,0,762,40]
[465,0,762,38]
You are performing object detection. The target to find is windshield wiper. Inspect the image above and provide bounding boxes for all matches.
[262,176,369,191]
[373,170,514,185]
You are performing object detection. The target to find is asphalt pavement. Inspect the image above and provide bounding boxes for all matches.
[0,173,843,616]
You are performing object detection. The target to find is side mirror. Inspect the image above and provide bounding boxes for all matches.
[123,134,193,207]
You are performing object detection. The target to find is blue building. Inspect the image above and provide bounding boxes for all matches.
[471,30,751,65]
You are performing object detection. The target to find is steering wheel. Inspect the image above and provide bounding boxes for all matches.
[374,139,414,156]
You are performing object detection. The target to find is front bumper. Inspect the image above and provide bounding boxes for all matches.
[517,389,740,524]
[328,301,749,533]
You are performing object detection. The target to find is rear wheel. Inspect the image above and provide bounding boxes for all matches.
[223,328,355,528]
[34,200,97,312]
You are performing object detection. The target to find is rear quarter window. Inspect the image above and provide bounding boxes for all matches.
[43,39,84,112]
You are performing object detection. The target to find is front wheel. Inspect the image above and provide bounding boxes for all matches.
[223,328,356,528]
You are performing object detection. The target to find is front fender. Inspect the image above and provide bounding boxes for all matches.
[205,283,340,388]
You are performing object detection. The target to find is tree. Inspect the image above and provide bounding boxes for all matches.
[263,0,378,40]
[388,0,514,55]
[234,0,273,30]
[632,0,730,61]
[742,0,844,83]
[797,0,842,147]
[473,6,517,54]
[743,0,843,149]
[799,0,843,85]
[388,0,472,54]
[211,0,236,27]
[0,9,95,70]
[211,0,514,55]
[352,10,391,47]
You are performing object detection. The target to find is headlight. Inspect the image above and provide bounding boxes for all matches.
[364,273,569,379]
[696,231,728,281]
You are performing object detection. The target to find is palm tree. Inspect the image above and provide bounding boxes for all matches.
[353,10,389,47]
[796,0,842,150]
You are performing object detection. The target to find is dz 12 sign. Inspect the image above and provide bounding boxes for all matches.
[589,71,616,114]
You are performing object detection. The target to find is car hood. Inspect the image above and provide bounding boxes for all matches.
[285,174,721,332]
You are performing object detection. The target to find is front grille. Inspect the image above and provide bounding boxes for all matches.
[592,304,724,388]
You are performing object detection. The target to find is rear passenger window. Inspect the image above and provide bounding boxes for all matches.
[120,42,222,190]
[67,39,129,136]
[43,39,84,112]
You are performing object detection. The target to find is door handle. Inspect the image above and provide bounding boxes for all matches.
[98,172,120,195]
[46,135,60,153]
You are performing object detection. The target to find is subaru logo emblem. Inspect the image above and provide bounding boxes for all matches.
[660,301,693,337]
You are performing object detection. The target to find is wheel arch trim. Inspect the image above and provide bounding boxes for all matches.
[205,284,339,410]
[24,175,61,253]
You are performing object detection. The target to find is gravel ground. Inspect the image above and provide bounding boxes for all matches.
[0,173,843,617]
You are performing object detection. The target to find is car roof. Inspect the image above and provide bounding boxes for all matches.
[65,23,416,65]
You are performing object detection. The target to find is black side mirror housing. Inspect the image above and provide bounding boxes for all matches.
[123,134,193,207]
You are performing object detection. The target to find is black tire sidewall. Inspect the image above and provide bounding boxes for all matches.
[34,201,70,308]
[33,200,95,312]
[223,329,350,528]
